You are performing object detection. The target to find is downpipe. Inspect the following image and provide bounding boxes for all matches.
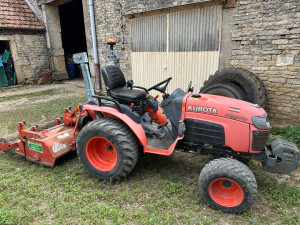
[88,0,101,92]
[253,139,299,174]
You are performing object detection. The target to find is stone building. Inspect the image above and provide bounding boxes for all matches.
[0,0,50,84]
[25,0,300,125]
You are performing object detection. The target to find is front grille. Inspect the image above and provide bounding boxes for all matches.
[252,130,270,151]
[183,119,225,145]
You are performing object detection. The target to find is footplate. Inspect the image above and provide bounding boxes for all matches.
[257,139,300,174]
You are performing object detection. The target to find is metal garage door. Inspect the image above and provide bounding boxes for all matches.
[130,5,222,93]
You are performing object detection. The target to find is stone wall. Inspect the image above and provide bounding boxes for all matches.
[229,0,300,125]
[93,0,131,84]
[0,30,50,84]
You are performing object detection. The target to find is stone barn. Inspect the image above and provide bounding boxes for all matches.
[0,0,51,84]
[23,0,300,125]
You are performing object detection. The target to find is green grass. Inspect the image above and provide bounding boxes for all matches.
[0,95,86,136]
[271,126,300,148]
[0,85,299,224]
[0,89,59,103]
[0,152,299,224]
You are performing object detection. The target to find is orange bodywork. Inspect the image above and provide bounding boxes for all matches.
[0,107,94,167]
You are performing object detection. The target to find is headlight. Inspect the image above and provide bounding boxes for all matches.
[251,114,270,130]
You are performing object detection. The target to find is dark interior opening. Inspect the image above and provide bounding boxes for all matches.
[0,40,16,86]
[59,0,87,79]
[0,41,10,53]
[59,0,87,55]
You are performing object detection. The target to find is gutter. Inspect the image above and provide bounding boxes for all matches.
[88,0,101,91]
[24,0,43,21]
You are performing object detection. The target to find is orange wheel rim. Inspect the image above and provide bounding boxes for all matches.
[85,137,117,171]
[208,178,244,207]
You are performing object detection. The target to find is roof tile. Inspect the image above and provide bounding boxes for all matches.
[0,0,44,30]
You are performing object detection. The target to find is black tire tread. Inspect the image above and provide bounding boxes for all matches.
[271,139,298,151]
[77,118,139,181]
[200,81,248,101]
[198,158,257,214]
[200,67,268,109]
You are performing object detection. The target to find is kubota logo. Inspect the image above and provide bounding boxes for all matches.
[187,105,217,114]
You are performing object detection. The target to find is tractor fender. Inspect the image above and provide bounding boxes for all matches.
[82,105,147,147]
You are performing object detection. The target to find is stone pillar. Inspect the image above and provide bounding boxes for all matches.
[42,4,68,80]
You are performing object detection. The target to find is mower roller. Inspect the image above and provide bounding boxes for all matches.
[1,52,299,214]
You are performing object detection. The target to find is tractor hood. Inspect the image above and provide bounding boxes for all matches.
[186,94,267,125]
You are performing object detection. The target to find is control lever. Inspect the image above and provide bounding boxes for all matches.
[158,122,168,129]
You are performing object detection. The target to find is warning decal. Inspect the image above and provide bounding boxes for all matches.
[28,141,43,153]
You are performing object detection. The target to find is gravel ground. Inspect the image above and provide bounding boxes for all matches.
[0,79,87,112]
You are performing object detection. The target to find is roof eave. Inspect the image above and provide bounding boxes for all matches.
[0,26,45,32]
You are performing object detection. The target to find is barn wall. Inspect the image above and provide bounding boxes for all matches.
[92,0,223,86]
[229,0,300,125]
[0,30,50,84]
[90,0,300,125]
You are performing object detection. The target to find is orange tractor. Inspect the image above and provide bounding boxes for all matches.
[1,52,299,214]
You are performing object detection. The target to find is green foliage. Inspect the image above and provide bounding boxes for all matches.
[271,126,300,148]
[163,177,183,196]
[0,84,299,224]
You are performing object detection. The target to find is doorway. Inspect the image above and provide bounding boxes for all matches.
[59,0,87,79]
[0,40,16,86]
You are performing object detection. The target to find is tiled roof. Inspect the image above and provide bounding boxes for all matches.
[0,0,44,30]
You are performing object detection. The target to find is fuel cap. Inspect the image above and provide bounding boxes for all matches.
[192,94,201,98]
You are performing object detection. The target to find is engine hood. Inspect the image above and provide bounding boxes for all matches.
[185,94,267,124]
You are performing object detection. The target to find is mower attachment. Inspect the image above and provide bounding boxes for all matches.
[255,139,300,174]
[0,121,77,167]
[0,138,19,152]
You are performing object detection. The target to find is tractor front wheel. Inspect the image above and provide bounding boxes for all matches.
[198,158,257,214]
[76,118,139,181]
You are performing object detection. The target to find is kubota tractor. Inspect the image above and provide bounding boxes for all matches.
[1,60,299,214]
[75,65,299,214]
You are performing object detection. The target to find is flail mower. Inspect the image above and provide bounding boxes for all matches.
[0,52,299,214]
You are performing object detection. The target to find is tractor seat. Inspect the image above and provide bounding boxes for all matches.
[101,65,147,101]
[109,86,146,101]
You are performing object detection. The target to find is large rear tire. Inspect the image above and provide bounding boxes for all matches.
[198,158,257,214]
[200,82,248,101]
[200,67,268,109]
[76,118,139,181]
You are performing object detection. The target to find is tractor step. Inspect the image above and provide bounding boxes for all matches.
[146,132,174,150]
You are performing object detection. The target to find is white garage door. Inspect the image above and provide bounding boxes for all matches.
[130,5,222,93]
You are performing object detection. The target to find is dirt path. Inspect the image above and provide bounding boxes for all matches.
[0,79,88,137]
[0,79,86,97]
[0,79,87,112]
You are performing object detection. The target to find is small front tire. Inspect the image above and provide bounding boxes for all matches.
[198,158,257,214]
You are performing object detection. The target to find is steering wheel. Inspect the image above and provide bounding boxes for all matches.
[147,77,172,94]
[187,81,193,93]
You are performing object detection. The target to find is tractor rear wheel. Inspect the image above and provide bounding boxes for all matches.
[200,82,248,101]
[200,67,268,109]
[76,118,139,181]
[198,158,257,214]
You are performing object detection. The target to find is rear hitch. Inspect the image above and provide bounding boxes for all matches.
[253,139,299,174]
[0,138,19,153]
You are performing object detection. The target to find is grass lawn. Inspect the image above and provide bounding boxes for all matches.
[0,84,299,224]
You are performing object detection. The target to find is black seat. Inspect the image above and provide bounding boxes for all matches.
[101,65,147,102]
